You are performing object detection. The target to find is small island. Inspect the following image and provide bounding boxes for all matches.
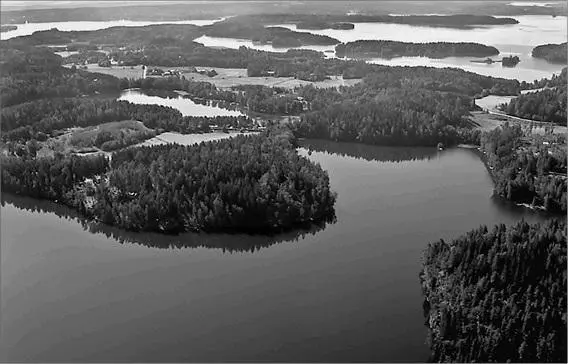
[532,42,567,64]
[470,55,520,67]
[0,25,17,32]
[501,55,520,67]
[336,40,499,59]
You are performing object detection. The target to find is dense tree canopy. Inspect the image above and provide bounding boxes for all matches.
[480,124,566,213]
[420,219,567,362]
[500,86,567,125]
[0,45,122,106]
[290,82,480,146]
[336,40,499,59]
[2,129,336,234]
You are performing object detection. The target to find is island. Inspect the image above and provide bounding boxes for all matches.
[204,20,340,46]
[335,40,499,59]
[420,219,567,362]
[470,55,520,67]
[532,42,567,64]
[501,55,520,67]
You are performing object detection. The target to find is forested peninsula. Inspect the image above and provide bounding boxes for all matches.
[532,42,567,64]
[2,129,337,234]
[420,219,567,362]
[335,40,499,59]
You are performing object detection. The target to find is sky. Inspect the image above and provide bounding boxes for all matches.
[1,1,196,11]
[1,0,560,11]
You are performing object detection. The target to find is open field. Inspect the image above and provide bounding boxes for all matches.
[470,111,567,135]
[35,120,156,158]
[135,131,258,147]
[182,67,361,89]
[70,64,361,89]
[65,64,146,79]
[69,120,155,148]
[475,95,515,112]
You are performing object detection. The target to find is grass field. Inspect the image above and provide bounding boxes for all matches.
[475,95,515,112]
[470,111,567,135]
[135,131,258,147]
[181,67,361,89]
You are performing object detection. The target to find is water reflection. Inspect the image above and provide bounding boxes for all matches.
[489,194,560,219]
[1,193,335,253]
[299,138,438,162]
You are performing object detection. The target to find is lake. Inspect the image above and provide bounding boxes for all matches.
[196,15,566,82]
[117,89,245,117]
[0,18,224,40]
[1,140,549,362]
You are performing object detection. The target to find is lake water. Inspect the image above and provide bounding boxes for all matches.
[0,18,223,40]
[197,15,566,82]
[1,140,549,362]
[117,89,245,117]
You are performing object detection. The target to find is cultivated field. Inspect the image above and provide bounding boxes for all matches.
[71,64,361,89]
[65,64,146,79]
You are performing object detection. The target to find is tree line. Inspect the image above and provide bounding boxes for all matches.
[1,97,257,143]
[336,40,499,59]
[420,219,566,362]
[289,82,481,147]
[500,86,567,125]
[0,45,122,107]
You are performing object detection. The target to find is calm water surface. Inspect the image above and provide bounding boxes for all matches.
[1,141,548,362]
[117,89,245,117]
